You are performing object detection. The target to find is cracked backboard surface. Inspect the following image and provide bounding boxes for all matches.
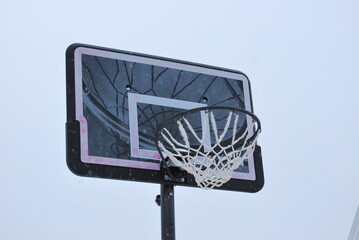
[66,43,264,192]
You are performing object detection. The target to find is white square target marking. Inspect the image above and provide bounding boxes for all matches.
[128,93,209,160]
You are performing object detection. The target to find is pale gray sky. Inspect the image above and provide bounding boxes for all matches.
[0,1,358,239]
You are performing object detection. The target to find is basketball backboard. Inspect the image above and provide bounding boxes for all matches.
[66,43,264,192]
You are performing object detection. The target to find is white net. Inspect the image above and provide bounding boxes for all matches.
[157,109,261,189]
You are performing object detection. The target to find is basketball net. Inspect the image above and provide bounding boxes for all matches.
[157,110,260,189]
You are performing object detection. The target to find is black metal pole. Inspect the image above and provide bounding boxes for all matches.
[161,183,175,240]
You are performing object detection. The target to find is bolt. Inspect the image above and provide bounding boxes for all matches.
[155,195,161,206]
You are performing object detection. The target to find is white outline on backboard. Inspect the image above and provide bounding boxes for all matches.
[74,47,256,180]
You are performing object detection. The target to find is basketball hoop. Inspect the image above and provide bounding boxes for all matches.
[156,106,261,189]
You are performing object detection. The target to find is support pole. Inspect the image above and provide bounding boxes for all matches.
[160,183,175,240]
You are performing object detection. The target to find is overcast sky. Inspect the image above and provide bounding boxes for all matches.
[0,1,358,240]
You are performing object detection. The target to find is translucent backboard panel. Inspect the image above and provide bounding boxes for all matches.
[66,43,264,192]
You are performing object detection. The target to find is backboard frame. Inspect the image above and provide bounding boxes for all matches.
[66,43,264,192]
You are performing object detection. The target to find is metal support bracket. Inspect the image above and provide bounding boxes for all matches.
[160,159,187,184]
